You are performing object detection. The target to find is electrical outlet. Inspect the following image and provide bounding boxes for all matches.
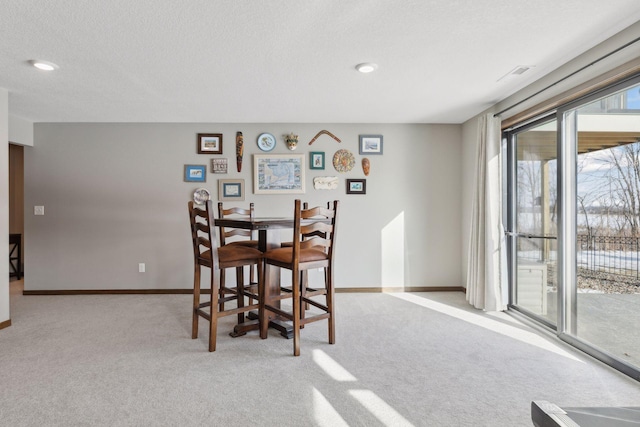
[138,263,145,273]
[34,206,45,215]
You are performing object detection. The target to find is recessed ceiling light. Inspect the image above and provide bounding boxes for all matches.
[356,63,378,73]
[29,60,59,71]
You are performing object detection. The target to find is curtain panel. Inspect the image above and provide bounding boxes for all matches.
[466,113,506,311]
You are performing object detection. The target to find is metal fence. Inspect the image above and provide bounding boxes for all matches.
[577,234,640,279]
[515,234,640,281]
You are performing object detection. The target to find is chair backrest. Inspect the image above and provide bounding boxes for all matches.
[217,202,255,246]
[188,200,219,269]
[292,199,339,261]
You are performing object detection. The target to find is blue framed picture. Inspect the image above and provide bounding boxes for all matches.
[184,164,206,182]
[218,179,244,201]
[309,151,325,170]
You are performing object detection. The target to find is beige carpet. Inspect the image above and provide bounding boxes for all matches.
[1,281,639,426]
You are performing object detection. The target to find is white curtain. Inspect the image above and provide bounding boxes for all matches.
[466,113,507,311]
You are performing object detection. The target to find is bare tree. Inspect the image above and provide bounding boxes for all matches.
[607,143,640,237]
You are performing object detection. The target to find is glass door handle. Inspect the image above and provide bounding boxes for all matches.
[505,231,557,239]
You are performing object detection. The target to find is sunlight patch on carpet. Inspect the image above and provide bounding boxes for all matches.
[313,387,349,427]
[389,293,583,363]
[349,390,415,427]
[313,349,357,382]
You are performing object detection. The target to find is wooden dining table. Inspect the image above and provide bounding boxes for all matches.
[214,216,303,338]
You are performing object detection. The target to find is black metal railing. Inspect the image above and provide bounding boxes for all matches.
[577,234,640,279]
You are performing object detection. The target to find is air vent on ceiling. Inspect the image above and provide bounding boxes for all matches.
[497,65,533,82]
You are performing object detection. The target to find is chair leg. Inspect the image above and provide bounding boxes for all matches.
[299,270,308,329]
[259,263,269,340]
[219,269,226,311]
[258,263,271,339]
[247,265,256,306]
[192,265,201,339]
[327,266,335,345]
[236,266,245,325]
[292,266,301,357]
[209,266,220,352]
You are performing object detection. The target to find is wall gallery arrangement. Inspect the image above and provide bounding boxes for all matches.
[185,130,381,202]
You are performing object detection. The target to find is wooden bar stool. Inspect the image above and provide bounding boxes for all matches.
[217,203,259,309]
[188,200,263,351]
[259,199,339,356]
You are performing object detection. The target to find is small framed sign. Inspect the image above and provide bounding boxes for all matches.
[218,179,245,201]
[198,133,223,154]
[211,158,228,173]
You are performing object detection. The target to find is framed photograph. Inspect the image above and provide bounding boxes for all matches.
[211,158,228,174]
[254,154,305,194]
[359,134,383,155]
[184,165,206,182]
[218,179,245,201]
[198,133,223,154]
[309,152,325,170]
[346,179,366,195]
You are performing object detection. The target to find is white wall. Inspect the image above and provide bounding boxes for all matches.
[24,123,462,291]
[9,114,34,147]
[1,89,9,323]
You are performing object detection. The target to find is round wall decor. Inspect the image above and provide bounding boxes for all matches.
[332,149,355,172]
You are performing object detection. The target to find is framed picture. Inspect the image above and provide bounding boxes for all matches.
[184,165,206,182]
[254,154,305,194]
[346,179,366,194]
[198,133,223,154]
[211,158,228,173]
[359,134,383,155]
[218,179,245,201]
[310,152,325,170]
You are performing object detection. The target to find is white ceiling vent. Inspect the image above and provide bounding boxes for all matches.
[497,65,533,82]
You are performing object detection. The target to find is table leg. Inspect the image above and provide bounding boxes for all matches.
[231,228,294,339]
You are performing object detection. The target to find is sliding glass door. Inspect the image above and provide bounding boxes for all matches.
[565,80,640,372]
[508,117,558,326]
[506,75,640,379]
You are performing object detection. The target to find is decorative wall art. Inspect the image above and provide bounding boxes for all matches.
[253,154,305,194]
[313,176,339,190]
[257,132,276,152]
[346,179,366,194]
[362,158,370,176]
[184,165,207,182]
[218,179,245,201]
[308,129,341,145]
[332,149,355,172]
[198,133,223,154]
[359,135,383,155]
[236,131,244,172]
[285,132,299,150]
[310,152,325,170]
[211,158,228,173]
[193,188,210,204]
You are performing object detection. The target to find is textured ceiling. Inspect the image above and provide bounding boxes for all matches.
[2,1,640,124]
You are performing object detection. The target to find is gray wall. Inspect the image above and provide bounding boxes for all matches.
[24,123,462,291]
